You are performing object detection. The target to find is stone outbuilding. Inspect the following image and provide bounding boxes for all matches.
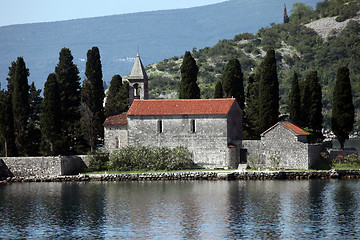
[104,98,243,169]
[242,122,322,169]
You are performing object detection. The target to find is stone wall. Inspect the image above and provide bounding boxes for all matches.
[0,155,89,178]
[127,114,240,169]
[104,125,128,152]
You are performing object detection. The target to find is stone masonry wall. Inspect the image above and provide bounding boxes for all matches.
[127,114,237,168]
[1,156,89,177]
[104,125,128,152]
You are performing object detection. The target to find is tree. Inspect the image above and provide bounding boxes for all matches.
[0,90,16,157]
[179,51,200,99]
[331,66,354,148]
[243,73,261,139]
[84,47,105,144]
[12,57,30,156]
[302,70,323,142]
[55,48,82,154]
[221,58,244,109]
[104,75,129,117]
[288,72,302,126]
[258,49,279,133]
[27,82,42,156]
[40,73,63,155]
[214,80,223,98]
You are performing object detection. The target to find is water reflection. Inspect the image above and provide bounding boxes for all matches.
[1,180,360,239]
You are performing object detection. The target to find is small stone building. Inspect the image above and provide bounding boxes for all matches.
[242,122,322,169]
[104,98,243,169]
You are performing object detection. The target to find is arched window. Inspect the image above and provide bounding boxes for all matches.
[133,83,140,99]
[115,137,119,149]
[158,120,163,133]
[190,119,196,133]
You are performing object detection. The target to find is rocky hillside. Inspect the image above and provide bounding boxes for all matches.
[146,1,360,129]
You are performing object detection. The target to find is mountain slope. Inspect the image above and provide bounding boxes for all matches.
[0,0,321,89]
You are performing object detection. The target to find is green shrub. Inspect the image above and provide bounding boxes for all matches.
[268,154,280,169]
[88,150,110,171]
[109,145,194,171]
[247,154,260,169]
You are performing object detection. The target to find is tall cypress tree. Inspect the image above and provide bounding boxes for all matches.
[302,70,323,142]
[258,49,279,133]
[179,51,200,99]
[27,82,42,156]
[288,72,302,126]
[105,75,129,117]
[12,57,30,156]
[55,48,82,154]
[214,80,223,98]
[221,58,244,109]
[331,66,354,148]
[0,90,17,157]
[40,73,63,155]
[84,47,105,142]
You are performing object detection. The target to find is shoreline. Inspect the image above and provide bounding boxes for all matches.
[2,169,360,183]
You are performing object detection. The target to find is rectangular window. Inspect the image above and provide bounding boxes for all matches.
[158,120,163,133]
[190,119,196,133]
[115,137,119,148]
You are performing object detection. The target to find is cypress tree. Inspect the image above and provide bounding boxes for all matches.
[288,72,302,126]
[221,58,244,109]
[40,73,63,155]
[55,48,82,154]
[84,47,105,142]
[331,66,354,148]
[0,90,17,157]
[214,80,223,98]
[258,49,279,133]
[243,73,261,140]
[27,82,42,156]
[12,57,30,156]
[105,75,129,117]
[179,51,200,99]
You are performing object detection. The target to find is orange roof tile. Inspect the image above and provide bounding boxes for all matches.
[127,98,238,116]
[261,122,308,136]
[103,113,127,126]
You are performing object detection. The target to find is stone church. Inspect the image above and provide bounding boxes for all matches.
[104,54,243,169]
[104,54,322,169]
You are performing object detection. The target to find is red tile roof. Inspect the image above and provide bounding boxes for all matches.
[127,98,238,116]
[261,122,308,136]
[103,113,127,126]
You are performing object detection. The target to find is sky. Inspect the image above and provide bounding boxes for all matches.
[0,0,227,27]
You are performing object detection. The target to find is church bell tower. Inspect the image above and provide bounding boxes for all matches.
[128,53,149,106]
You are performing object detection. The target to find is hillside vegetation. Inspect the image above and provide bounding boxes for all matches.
[146,0,360,129]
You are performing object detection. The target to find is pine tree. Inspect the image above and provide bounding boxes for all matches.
[179,51,200,99]
[105,75,129,117]
[331,66,354,149]
[55,48,82,154]
[243,73,261,140]
[12,57,30,156]
[84,47,105,143]
[27,82,42,156]
[0,90,17,157]
[40,73,63,155]
[258,49,279,133]
[214,80,223,98]
[288,72,302,126]
[221,58,244,109]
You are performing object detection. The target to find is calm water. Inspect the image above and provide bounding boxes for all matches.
[1,180,360,239]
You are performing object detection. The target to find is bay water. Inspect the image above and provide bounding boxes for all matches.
[1,180,359,239]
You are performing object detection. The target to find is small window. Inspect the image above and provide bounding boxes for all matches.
[115,137,119,149]
[158,120,163,133]
[133,83,140,99]
[190,119,196,133]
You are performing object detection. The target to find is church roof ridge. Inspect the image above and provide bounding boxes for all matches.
[128,53,148,80]
[127,98,238,116]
